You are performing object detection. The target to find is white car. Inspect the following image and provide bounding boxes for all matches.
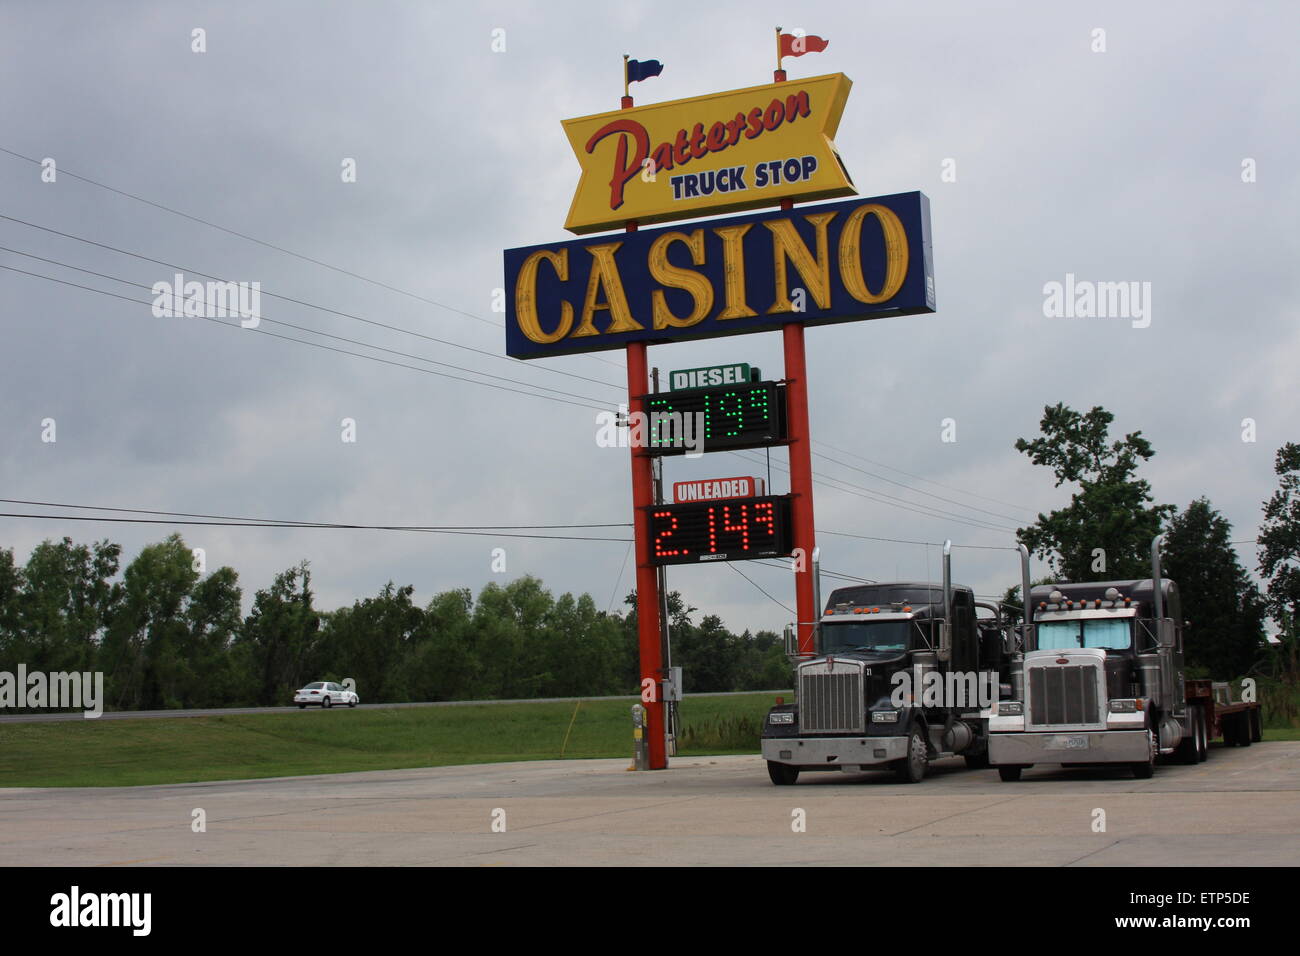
[293,681,359,709]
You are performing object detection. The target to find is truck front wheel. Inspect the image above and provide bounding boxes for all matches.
[767,761,799,786]
[895,728,928,784]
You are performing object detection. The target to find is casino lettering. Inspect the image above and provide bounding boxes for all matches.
[512,200,909,346]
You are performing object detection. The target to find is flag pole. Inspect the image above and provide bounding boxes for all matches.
[622,54,633,108]
[774,26,786,82]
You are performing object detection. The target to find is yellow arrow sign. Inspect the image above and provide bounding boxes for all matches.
[562,73,856,235]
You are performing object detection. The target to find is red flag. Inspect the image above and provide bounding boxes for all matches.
[779,33,829,58]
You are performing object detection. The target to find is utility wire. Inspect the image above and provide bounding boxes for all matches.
[0,245,613,407]
[0,512,631,542]
[727,562,794,614]
[811,448,1027,524]
[0,263,612,412]
[0,145,629,370]
[727,449,1015,534]
[0,498,630,531]
[0,216,623,391]
[812,439,1039,518]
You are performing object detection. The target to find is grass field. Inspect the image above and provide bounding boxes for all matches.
[2,693,1293,788]
[0,692,789,788]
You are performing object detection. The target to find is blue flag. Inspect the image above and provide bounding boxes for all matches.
[626,59,664,84]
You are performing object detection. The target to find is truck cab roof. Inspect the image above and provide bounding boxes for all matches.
[824,582,972,618]
[1030,578,1180,621]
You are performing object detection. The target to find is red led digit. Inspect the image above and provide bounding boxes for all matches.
[753,501,775,539]
[707,505,719,552]
[653,511,683,557]
[722,504,750,550]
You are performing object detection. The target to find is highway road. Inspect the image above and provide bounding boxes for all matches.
[0,691,776,723]
[2,743,1297,866]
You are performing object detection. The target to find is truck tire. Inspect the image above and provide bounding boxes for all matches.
[1177,709,1200,765]
[997,766,1023,782]
[1238,713,1252,747]
[895,727,928,784]
[767,761,799,786]
[1222,713,1239,746]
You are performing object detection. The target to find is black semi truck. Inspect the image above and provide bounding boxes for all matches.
[761,544,1017,784]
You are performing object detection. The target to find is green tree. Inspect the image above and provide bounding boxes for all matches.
[1162,498,1265,677]
[1258,443,1300,685]
[237,561,320,705]
[1015,403,1174,581]
[185,565,243,706]
[317,582,423,702]
[0,547,25,654]
[11,537,121,676]
[101,534,200,709]
[407,587,479,701]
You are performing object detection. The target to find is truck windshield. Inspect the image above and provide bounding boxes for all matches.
[821,621,916,653]
[1037,618,1131,651]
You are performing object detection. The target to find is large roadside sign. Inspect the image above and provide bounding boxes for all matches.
[562,73,856,234]
[505,191,935,360]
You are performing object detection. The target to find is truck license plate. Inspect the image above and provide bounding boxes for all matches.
[1047,734,1089,751]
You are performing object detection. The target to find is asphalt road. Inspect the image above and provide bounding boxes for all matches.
[0,690,776,723]
[2,743,1297,866]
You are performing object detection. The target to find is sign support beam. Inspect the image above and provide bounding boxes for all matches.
[628,339,667,769]
[783,322,817,657]
[775,183,818,658]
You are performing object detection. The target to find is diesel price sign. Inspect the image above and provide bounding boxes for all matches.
[643,380,786,455]
[648,495,793,566]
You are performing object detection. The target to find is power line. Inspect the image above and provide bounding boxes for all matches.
[812,439,1039,518]
[728,449,1016,534]
[0,263,613,412]
[0,215,623,392]
[0,511,631,542]
[0,147,504,330]
[605,541,634,615]
[0,145,629,371]
[727,562,794,614]
[811,447,1027,524]
[0,245,613,406]
[0,498,630,531]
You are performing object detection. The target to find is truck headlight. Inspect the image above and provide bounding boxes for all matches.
[998,701,1023,716]
[768,712,795,725]
[1108,699,1139,713]
[871,711,899,723]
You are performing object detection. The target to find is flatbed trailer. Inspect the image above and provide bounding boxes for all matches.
[1188,679,1263,750]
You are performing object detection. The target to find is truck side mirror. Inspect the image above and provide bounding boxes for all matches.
[783,624,797,658]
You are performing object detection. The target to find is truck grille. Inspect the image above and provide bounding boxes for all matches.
[1028,664,1102,727]
[799,661,865,733]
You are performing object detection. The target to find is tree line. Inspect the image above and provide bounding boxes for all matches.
[0,534,786,711]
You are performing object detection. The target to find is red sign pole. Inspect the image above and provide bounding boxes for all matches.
[619,87,666,769]
[783,320,817,656]
[627,337,667,769]
[770,63,818,657]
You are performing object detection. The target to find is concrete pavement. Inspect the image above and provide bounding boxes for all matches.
[2,743,1297,866]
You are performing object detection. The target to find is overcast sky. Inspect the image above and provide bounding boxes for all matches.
[1,1,1296,640]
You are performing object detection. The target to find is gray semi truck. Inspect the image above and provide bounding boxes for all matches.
[988,535,1263,780]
